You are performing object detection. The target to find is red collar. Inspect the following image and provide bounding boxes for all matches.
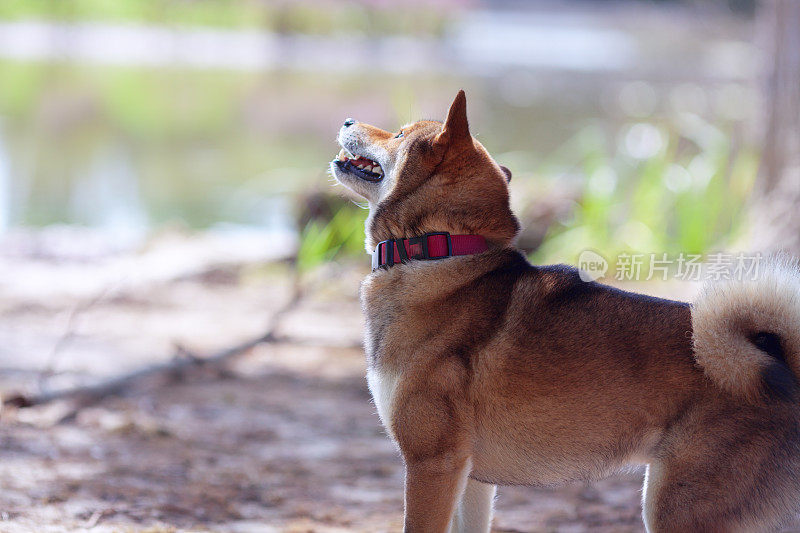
[371,232,488,271]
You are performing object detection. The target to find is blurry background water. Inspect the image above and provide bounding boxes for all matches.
[0,0,761,265]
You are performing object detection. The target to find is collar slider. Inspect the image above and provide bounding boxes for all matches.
[371,232,486,272]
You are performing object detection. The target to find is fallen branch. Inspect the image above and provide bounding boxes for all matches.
[39,283,119,392]
[3,284,303,411]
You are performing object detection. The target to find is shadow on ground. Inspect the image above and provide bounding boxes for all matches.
[0,348,650,532]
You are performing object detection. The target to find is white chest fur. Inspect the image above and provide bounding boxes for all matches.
[366,365,401,439]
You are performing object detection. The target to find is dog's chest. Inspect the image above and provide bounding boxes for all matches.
[366,365,400,437]
[360,274,411,438]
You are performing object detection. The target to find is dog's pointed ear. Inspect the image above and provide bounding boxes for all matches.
[433,90,470,152]
[500,165,512,183]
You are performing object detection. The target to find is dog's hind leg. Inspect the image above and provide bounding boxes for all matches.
[642,429,800,533]
[642,461,755,533]
[449,476,496,533]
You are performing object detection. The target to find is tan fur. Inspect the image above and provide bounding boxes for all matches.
[692,255,800,402]
[331,91,800,532]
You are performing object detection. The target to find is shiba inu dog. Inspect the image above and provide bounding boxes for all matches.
[329,91,800,532]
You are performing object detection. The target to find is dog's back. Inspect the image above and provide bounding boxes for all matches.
[466,257,704,486]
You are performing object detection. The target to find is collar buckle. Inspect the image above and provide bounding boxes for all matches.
[372,232,457,272]
[408,232,452,260]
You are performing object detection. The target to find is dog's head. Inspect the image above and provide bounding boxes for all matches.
[330,90,519,251]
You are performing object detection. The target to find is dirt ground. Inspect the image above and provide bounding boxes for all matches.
[0,229,794,533]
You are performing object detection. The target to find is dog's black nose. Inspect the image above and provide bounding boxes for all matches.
[343,118,355,127]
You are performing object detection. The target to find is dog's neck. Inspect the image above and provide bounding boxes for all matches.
[364,193,520,255]
[370,232,489,271]
[361,246,526,313]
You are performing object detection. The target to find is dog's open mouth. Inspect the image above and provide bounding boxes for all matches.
[334,148,384,182]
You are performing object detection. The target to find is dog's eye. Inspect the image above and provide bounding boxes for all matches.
[395,130,404,139]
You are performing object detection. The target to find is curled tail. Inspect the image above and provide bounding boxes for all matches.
[692,255,800,403]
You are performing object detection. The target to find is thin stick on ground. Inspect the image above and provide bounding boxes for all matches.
[3,280,304,411]
[38,283,119,393]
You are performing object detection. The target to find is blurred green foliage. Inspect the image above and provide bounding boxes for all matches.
[297,204,366,271]
[0,0,450,36]
[533,117,757,266]
[0,0,260,27]
[0,61,335,226]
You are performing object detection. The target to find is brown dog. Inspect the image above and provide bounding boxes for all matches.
[329,91,800,532]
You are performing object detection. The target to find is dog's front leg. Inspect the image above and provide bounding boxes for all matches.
[393,360,474,532]
[403,453,471,533]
